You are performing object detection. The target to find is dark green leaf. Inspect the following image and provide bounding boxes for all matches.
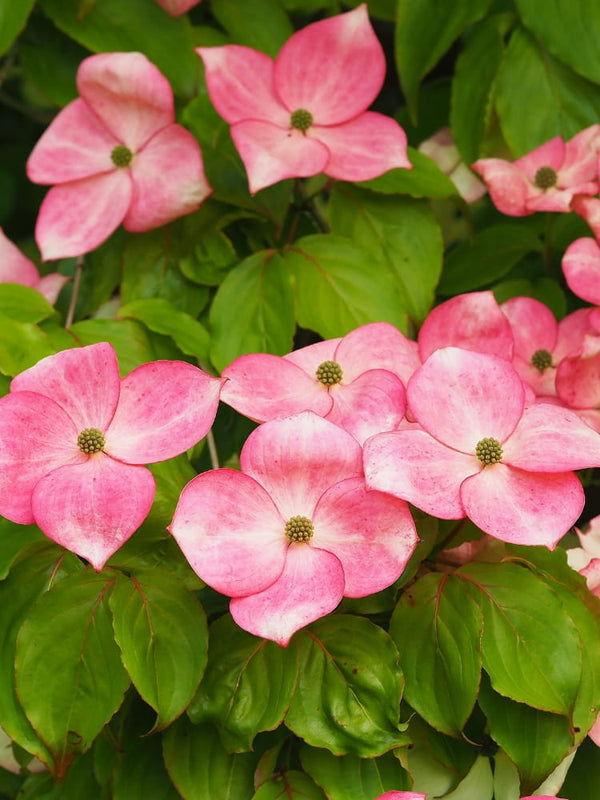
[560,735,600,800]
[112,718,179,800]
[253,771,327,800]
[0,518,45,580]
[210,0,293,56]
[300,746,411,799]
[0,0,36,55]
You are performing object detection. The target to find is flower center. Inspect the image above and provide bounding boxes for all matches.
[285,515,314,543]
[475,437,503,465]
[531,348,553,373]
[533,166,557,189]
[77,427,105,454]
[111,145,133,168]
[290,108,313,132]
[315,360,343,386]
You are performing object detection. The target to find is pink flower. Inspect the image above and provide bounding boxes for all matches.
[27,52,212,260]
[567,516,600,597]
[0,228,69,304]
[0,343,224,570]
[169,412,418,646]
[372,794,426,800]
[154,0,201,16]
[197,4,410,194]
[472,125,600,216]
[556,333,600,432]
[364,347,600,548]
[418,128,486,203]
[562,235,600,305]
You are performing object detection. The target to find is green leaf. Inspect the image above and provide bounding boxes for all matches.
[163,718,258,800]
[178,204,238,287]
[560,735,600,800]
[253,771,327,800]
[0,518,45,580]
[110,569,208,730]
[437,222,543,295]
[18,750,102,799]
[437,754,494,800]
[496,26,600,156]
[0,0,36,55]
[210,0,293,56]
[286,615,408,756]
[390,573,483,735]
[300,746,411,799]
[0,285,55,324]
[328,188,443,328]
[395,0,493,121]
[38,0,199,98]
[188,615,298,751]
[209,250,295,372]
[357,148,458,198]
[112,716,179,800]
[16,571,130,778]
[0,316,58,376]
[118,298,210,366]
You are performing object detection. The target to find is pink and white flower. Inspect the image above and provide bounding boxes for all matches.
[0,228,68,304]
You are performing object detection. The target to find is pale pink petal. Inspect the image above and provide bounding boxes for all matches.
[0,229,40,286]
[503,403,600,471]
[231,119,330,194]
[34,171,132,260]
[526,183,598,213]
[105,362,223,464]
[313,476,417,596]
[155,0,201,15]
[326,370,406,444]
[196,46,288,126]
[556,335,600,409]
[572,195,600,239]
[35,273,70,305]
[449,161,487,203]
[230,543,344,646]
[0,391,85,524]
[26,99,118,185]
[168,469,287,597]
[555,308,595,362]
[559,124,600,184]
[460,464,584,548]
[221,353,332,422]
[418,291,514,361]
[576,516,600,558]
[314,112,410,181]
[407,348,524,452]
[240,412,362,520]
[588,713,600,746]
[11,343,121,432]
[501,296,557,357]
[567,547,591,571]
[283,338,340,372]
[364,429,476,519]
[374,794,427,800]
[562,237,600,305]
[123,125,212,231]
[274,5,385,125]
[514,136,566,177]
[471,158,532,216]
[32,455,156,571]
[581,558,600,595]
[77,53,174,151]
[334,321,420,385]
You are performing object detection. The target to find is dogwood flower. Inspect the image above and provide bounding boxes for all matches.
[27,52,212,260]
[197,4,410,193]
[169,412,418,646]
[372,793,426,800]
[0,228,68,304]
[0,343,223,570]
[154,0,201,15]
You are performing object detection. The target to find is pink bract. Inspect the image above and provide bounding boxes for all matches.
[364,347,600,547]
[169,412,418,646]
[373,793,427,800]
[0,228,69,304]
[154,0,201,15]
[562,236,600,305]
[197,4,410,193]
[27,52,212,260]
[0,343,224,570]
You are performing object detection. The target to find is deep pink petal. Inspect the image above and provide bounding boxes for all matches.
[514,136,566,177]
[408,348,524,452]
[503,403,600,471]
[240,412,363,520]
[34,171,132,260]
[0,391,85,524]
[26,99,118,185]
[588,713,600,746]
[221,353,332,422]
[470,159,532,216]
[77,53,174,150]
[283,338,340,372]
[418,291,514,361]
[313,476,417,596]
[155,0,201,15]
[274,5,385,125]
[196,45,288,126]
[105,362,223,464]
[364,429,475,519]
[572,195,600,239]
[314,112,411,181]
[230,543,344,646]
[562,237,600,305]
[231,120,330,194]
[460,464,583,548]
[0,229,40,286]
[327,370,406,444]
[11,343,121,432]
[32,456,156,570]
[501,296,557,358]
[334,321,420,385]
[556,335,600,409]
[560,125,600,184]
[123,124,212,232]
[169,469,287,597]
[374,794,427,800]
[555,308,595,362]
[35,273,70,305]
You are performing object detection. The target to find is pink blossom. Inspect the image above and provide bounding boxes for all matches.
[364,347,600,547]
[154,0,201,15]
[556,333,600,432]
[472,125,600,216]
[27,52,212,260]
[0,343,223,570]
[169,412,418,646]
[418,128,486,203]
[0,228,69,304]
[372,794,426,800]
[197,4,410,194]
[562,236,600,305]
[567,516,600,598]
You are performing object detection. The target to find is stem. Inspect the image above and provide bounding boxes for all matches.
[65,255,84,329]
[295,180,330,233]
[543,212,556,278]
[205,429,219,470]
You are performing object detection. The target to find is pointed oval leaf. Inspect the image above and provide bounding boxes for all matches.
[300,746,411,799]
[253,771,327,800]
[357,147,458,198]
[0,0,36,55]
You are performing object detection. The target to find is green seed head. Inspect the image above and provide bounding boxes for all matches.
[111,145,133,168]
[533,166,557,189]
[475,437,503,465]
[315,360,343,386]
[531,348,553,373]
[285,515,314,543]
[290,108,313,132]
[77,427,105,454]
